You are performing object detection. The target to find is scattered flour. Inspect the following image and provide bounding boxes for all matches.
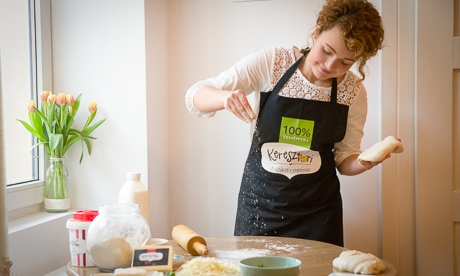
[213,248,272,262]
[266,243,299,252]
[231,238,310,255]
[210,238,311,263]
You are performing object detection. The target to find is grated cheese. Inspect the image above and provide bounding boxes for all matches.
[176,257,241,276]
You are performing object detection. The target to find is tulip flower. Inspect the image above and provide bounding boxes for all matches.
[56,93,67,106]
[47,94,57,104]
[41,91,50,102]
[66,94,75,106]
[27,100,36,113]
[88,102,97,113]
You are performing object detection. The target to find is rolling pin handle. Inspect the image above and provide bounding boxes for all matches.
[193,241,209,256]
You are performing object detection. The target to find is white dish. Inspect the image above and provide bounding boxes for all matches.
[149,238,168,245]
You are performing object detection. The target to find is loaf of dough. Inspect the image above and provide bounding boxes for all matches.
[332,250,385,275]
[358,135,404,165]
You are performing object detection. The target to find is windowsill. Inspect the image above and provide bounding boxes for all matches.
[7,181,45,220]
[8,210,73,275]
[8,210,72,234]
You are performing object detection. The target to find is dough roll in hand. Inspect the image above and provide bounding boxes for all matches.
[358,135,404,165]
[332,250,385,275]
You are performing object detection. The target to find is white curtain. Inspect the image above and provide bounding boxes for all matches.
[0,56,12,276]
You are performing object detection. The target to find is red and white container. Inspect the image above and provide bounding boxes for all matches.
[66,210,98,267]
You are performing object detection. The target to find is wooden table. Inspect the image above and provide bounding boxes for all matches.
[66,236,397,275]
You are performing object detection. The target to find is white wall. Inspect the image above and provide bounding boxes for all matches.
[9,1,151,274]
[50,0,149,212]
[9,0,385,274]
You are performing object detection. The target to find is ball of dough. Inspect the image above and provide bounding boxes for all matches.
[332,250,386,275]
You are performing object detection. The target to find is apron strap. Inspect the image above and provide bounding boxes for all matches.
[271,55,305,94]
[331,77,337,104]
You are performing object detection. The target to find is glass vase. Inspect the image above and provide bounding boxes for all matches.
[44,157,70,212]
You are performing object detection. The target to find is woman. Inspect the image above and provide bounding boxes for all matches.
[185,0,386,246]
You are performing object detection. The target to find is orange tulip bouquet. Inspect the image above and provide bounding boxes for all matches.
[18,91,105,212]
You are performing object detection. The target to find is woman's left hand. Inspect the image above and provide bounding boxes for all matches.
[358,153,391,170]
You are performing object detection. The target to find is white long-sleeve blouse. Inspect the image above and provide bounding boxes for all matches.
[185,47,367,166]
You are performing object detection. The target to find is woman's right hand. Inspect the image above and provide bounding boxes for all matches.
[223,89,257,123]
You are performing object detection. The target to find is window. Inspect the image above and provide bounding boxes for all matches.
[1,0,51,218]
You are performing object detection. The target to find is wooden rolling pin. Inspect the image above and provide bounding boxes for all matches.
[172,224,209,256]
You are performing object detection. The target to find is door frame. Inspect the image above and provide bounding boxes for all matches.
[380,0,455,275]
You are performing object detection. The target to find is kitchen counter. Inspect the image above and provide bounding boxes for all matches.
[66,236,397,275]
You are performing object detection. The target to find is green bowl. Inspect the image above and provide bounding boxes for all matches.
[239,256,302,276]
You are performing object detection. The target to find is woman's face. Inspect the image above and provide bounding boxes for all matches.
[307,25,356,82]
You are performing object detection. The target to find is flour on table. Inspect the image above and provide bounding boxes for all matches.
[238,238,309,253]
[212,239,310,262]
[266,242,300,252]
[213,248,271,262]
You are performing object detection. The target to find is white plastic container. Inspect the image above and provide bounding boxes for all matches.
[66,210,99,267]
[119,172,150,224]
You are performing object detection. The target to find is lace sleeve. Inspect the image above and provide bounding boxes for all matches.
[334,83,368,166]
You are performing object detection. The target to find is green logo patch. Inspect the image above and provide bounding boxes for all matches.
[279,117,314,148]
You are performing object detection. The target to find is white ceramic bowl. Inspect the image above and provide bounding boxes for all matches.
[239,256,301,276]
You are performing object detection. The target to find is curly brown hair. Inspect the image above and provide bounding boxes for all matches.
[314,0,384,81]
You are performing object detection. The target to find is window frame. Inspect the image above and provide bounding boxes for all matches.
[7,0,52,219]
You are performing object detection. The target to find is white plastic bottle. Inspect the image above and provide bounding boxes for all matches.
[118,172,150,224]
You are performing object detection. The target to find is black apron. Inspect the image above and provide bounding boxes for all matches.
[234,52,349,246]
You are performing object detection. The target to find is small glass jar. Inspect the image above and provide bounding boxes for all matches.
[86,203,151,272]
